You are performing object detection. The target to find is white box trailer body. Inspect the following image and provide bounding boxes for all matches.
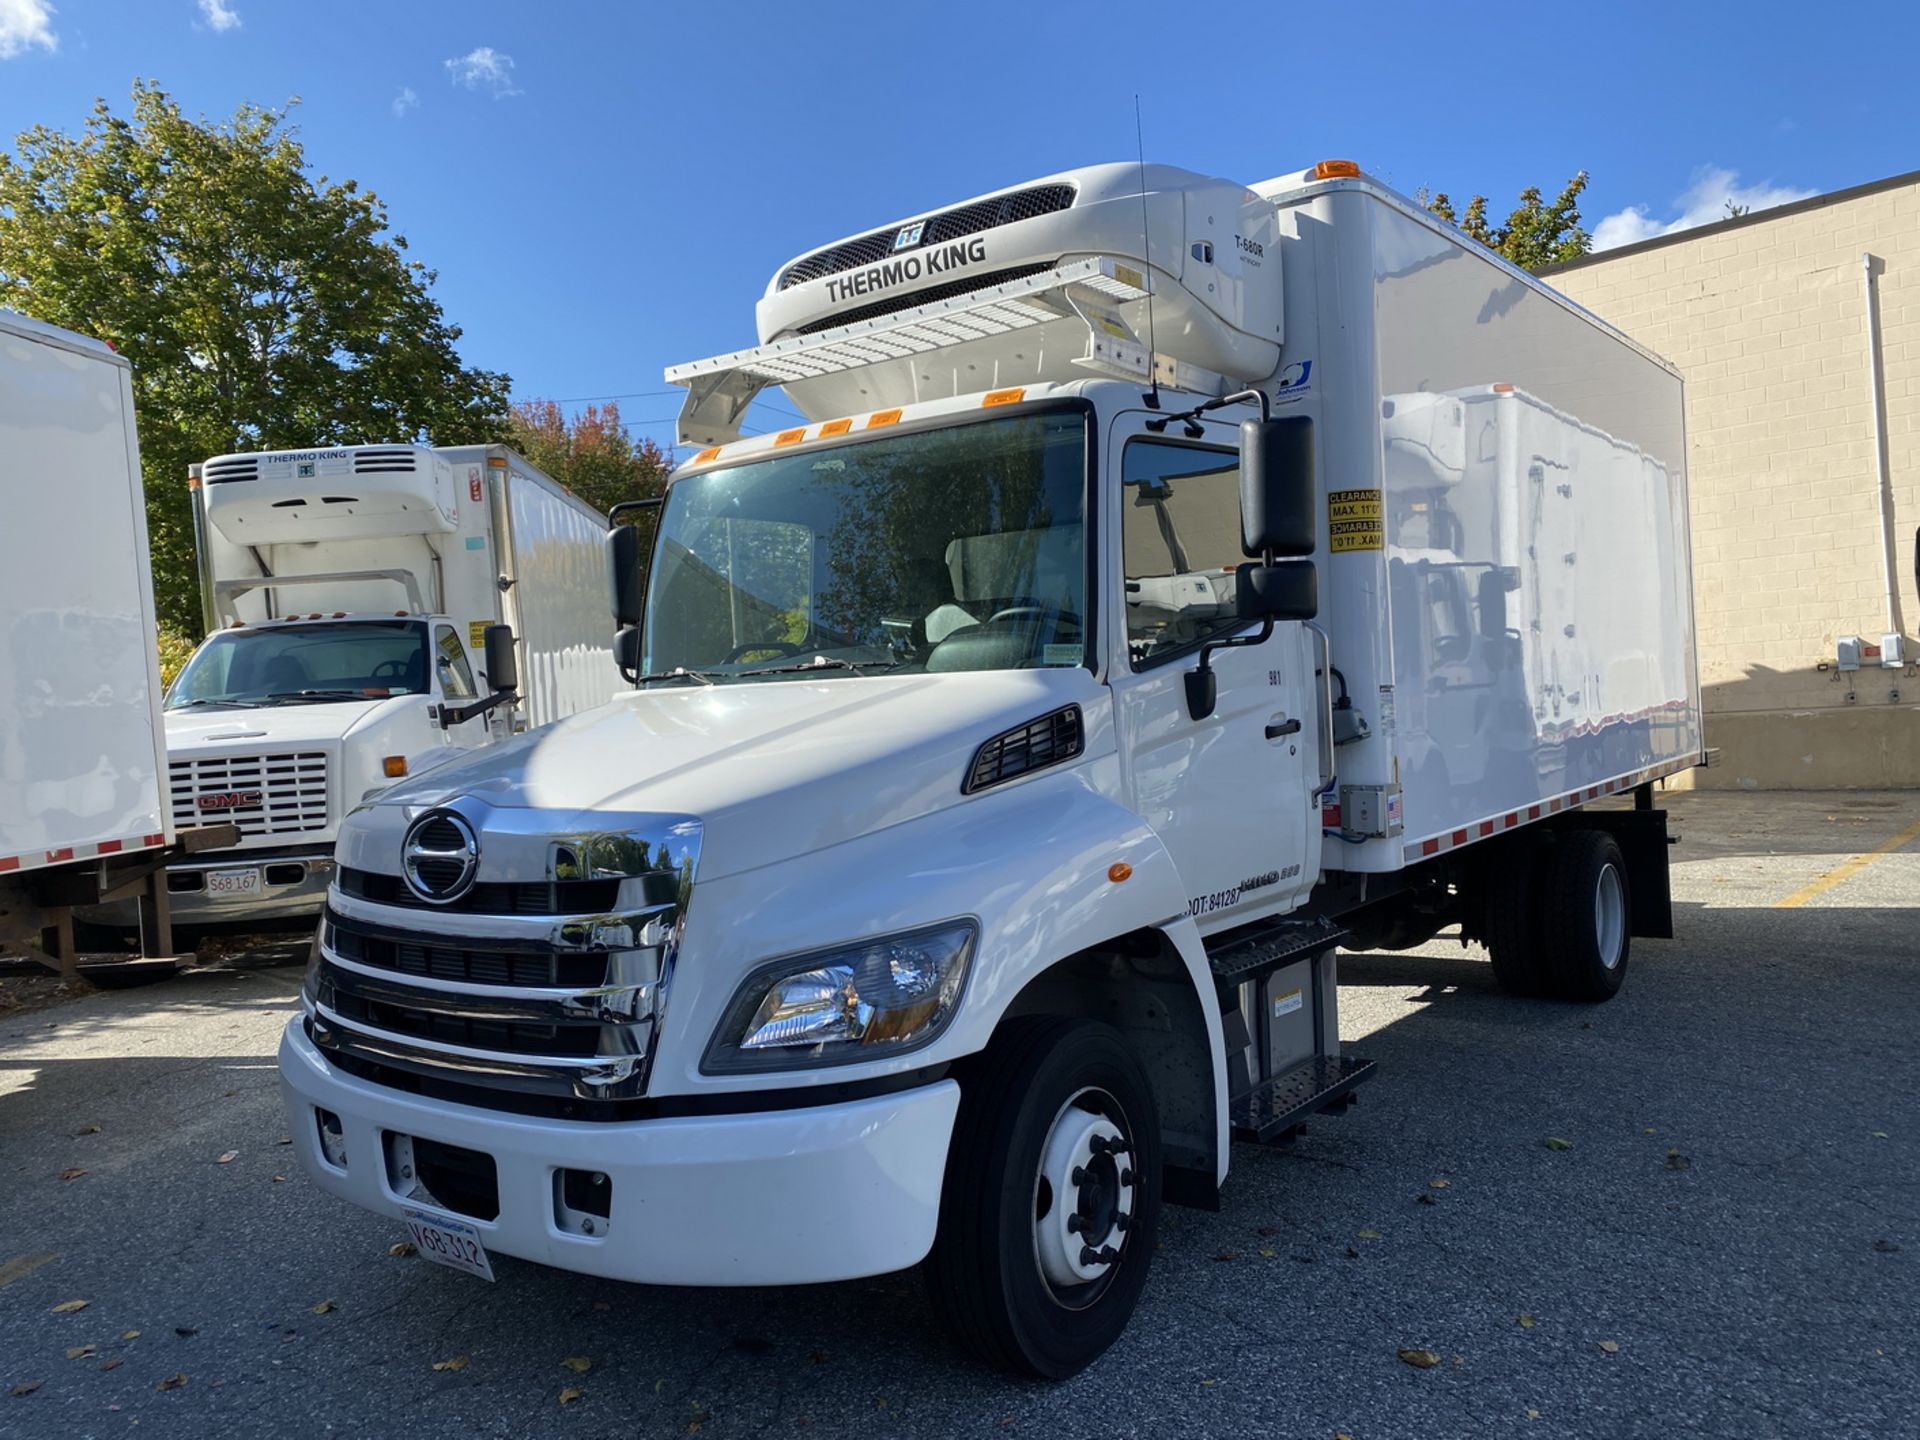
[98,442,623,937]
[280,162,1703,1378]
[0,312,170,883]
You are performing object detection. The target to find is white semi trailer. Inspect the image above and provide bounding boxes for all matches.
[82,443,621,943]
[280,161,1702,1376]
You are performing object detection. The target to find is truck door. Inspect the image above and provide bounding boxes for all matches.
[1106,418,1320,932]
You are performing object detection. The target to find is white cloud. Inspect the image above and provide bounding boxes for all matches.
[0,0,57,59]
[392,86,418,119]
[444,46,520,98]
[1593,166,1817,251]
[197,0,240,32]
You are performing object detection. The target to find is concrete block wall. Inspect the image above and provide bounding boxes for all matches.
[1550,175,1920,789]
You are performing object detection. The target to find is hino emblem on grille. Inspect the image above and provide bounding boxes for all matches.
[401,809,480,904]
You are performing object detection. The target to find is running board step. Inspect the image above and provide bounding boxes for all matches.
[1207,916,1348,986]
[1229,1054,1376,1144]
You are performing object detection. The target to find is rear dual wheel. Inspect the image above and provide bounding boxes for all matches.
[926,1016,1162,1379]
[1485,829,1630,1002]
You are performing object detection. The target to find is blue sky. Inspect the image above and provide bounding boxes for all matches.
[2,0,1915,454]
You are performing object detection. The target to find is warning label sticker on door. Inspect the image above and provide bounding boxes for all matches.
[1328,488,1384,553]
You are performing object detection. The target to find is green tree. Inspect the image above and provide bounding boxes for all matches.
[1420,172,1593,271]
[505,398,672,519]
[0,83,512,634]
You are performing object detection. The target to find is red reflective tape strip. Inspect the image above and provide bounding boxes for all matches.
[1451,829,1468,847]
[1421,838,1440,857]
[44,848,74,864]
[0,855,18,873]
[98,839,123,854]
[144,833,166,847]
[1478,821,1495,838]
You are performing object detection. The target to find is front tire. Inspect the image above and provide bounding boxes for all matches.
[926,1016,1162,1379]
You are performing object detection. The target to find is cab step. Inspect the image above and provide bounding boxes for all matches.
[1207,916,1348,986]
[1229,1054,1376,1144]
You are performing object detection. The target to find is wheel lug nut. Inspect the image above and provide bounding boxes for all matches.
[1079,1244,1100,1266]
[1070,1166,1088,1186]
[1066,1214,1086,1234]
[1120,1168,1135,1187]
[1114,1213,1131,1232]
[1098,1246,1120,1263]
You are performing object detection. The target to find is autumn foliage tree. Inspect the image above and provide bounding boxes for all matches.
[506,399,671,519]
[1420,172,1594,271]
[0,84,512,633]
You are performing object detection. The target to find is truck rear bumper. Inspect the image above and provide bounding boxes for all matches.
[277,1018,960,1287]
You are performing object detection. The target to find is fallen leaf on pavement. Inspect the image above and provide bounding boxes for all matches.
[1212,1252,1238,1262]
[216,1152,238,1165]
[1259,1248,1277,1258]
[1597,1340,1620,1355]
[1417,1192,1438,1206]
[99,1359,123,1372]
[271,1175,285,1183]
[1428,1178,1450,1189]
[157,1373,188,1391]
[65,1345,96,1359]
[51,1300,87,1314]
[432,1357,469,1372]
[1543,1137,1572,1151]
[74,1124,101,1137]
[1518,1314,1537,1329]
[559,1387,583,1405]
[1344,1246,1360,1259]
[561,1357,591,1373]
[311,1300,336,1315]
[10,1380,42,1397]
[1665,1149,1691,1172]
[1357,1230,1383,1240]
[1397,1348,1442,1369]
[59,1168,86,1181]
[276,1137,292,1146]
[174,1327,197,1338]
[1872,1239,1900,1253]
[388,1242,417,1258]
[1527,1409,1541,1419]
[1871,1131,1889,1140]
[121,1331,140,1341]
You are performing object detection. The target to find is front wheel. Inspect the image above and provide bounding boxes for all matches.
[926,1016,1162,1378]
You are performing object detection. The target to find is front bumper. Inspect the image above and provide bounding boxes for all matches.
[82,850,334,932]
[278,1018,960,1286]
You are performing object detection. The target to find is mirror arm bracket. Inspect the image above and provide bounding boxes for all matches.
[1185,616,1274,722]
[437,687,518,730]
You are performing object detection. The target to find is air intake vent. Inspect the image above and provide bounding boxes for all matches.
[963,705,1084,794]
[203,456,261,485]
[797,262,1056,336]
[352,448,420,475]
[779,183,1076,291]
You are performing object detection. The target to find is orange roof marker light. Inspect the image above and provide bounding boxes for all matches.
[866,408,904,429]
[774,428,807,447]
[819,417,853,437]
[693,446,723,465]
[982,388,1026,408]
[1314,159,1362,180]
[1492,383,1515,394]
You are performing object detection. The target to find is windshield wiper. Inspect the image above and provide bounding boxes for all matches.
[266,689,377,703]
[737,657,908,678]
[170,697,265,709]
[632,668,717,687]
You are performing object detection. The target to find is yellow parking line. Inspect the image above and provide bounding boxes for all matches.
[1774,816,1920,909]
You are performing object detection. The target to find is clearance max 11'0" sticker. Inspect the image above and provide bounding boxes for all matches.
[1329,488,1384,553]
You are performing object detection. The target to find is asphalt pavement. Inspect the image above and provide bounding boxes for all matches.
[1,790,1915,1438]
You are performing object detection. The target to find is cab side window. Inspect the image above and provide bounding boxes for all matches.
[435,626,478,700]
[1122,441,1246,667]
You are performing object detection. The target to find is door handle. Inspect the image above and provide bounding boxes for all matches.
[1265,717,1302,740]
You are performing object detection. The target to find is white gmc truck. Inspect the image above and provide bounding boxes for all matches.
[281,160,1703,1376]
[81,443,621,946]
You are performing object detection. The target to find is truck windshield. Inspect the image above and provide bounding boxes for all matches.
[166,620,431,710]
[643,409,1087,683]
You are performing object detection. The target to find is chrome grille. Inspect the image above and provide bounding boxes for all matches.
[170,751,330,836]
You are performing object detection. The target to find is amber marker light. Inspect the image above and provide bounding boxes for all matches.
[1108,862,1133,884]
[382,756,408,778]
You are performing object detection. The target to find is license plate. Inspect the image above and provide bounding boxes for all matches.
[403,1208,495,1282]
[204,867,262,897]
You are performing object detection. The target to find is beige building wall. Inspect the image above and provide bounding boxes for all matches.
[1549,173,1920,789]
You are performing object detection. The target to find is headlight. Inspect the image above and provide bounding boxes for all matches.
[703,921,976,1073]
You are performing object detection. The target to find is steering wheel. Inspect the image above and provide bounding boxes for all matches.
[988,604,1083,634]
[370,659,408,679]
[723,639,805,664]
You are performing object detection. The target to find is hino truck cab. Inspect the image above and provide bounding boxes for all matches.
[283,162,1701,1378]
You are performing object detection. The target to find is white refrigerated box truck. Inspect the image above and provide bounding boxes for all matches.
[0,310,211,969]
[280,161,1703,1376]
[82,443,622,943]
